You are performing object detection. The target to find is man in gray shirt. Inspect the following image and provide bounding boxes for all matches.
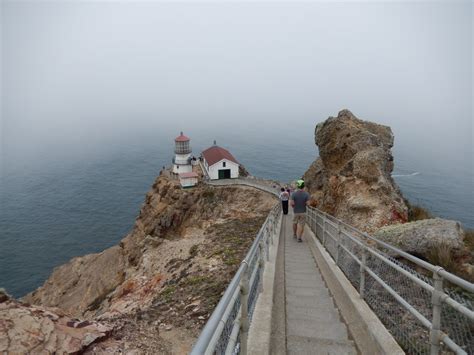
[290,179,310,242]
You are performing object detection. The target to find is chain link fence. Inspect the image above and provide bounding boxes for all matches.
[307,207,474,355]
[191,203,281,355]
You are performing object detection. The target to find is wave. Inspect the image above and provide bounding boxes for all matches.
[392,172,420,178]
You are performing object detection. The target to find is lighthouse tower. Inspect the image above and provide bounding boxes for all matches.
[172,132,192,174]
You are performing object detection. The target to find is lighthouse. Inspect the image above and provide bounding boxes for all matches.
[172,132,193,174]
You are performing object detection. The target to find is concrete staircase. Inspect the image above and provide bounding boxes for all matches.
[283,214,357,355]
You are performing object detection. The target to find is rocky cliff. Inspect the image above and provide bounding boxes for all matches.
[11,175,276,353]
[304,109,408,232]
[0,289,112,354]
[303,110,472,279]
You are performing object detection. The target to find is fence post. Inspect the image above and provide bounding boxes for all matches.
[269,214,274,245]
[240,262,250,355]
[265,226,270,262]
[335,221,341,264]
[360,248,367,299]
[322,214,327,246]
[430,270,443,355]
[259,240,265,293]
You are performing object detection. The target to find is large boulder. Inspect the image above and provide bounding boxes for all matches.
[0,291,112,354]
[373,218,465,259]
[304,110,408,232]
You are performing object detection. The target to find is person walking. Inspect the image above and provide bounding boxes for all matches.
[279,187,289,215]
[290,179,310,242]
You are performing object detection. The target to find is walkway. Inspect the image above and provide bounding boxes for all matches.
[281,213,357,355]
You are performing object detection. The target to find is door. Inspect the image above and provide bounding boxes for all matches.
[218,169,231,179]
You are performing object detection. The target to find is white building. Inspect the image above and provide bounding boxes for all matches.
[201,143,239,180]
[172,132,193,174]
[179,171,198,188]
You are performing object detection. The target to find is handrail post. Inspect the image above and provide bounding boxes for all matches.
[265,226,270,262]
[269,214,274,245]
[335,221,341,264]
[322,214,327,246]
[360,248,367,299]
[430,269,443,355]
[259,240,265,292]
[240,262,250,355]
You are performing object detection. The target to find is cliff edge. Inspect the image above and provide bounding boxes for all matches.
[16,175,276,353]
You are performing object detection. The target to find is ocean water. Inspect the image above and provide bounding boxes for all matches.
[1,128,473,298]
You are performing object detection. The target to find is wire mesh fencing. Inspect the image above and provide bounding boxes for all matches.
[307,207,474,355]
[191,203,281,355]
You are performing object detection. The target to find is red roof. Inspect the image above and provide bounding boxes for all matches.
[202,146,239,166]
[175,132,190,142]
[179,172,198,178]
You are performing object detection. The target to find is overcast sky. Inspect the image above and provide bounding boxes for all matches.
[1,1,472,171]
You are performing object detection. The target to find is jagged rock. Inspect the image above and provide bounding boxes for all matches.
[374,218,465,259]
[0,298,111,354]
[303,109,408,232]
[23,246,127,317]
[144,235,164,248]
[0,289,10,303]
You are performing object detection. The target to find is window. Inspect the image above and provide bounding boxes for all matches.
[223,161,226,167]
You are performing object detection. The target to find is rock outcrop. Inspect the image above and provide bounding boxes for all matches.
[304,110,408,232]
[0,289,111,354]
[19,174,276,352]
[374,218,466,259]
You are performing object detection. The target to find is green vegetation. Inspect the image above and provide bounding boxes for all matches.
[185,275,209,286]
[189,244,199,257]
[160,285,176,302]
[222,247,239,265]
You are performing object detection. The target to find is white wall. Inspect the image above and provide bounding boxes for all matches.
[173,152,192,173]
[174,153,191,165]
[179,177,197,187]
[173,163,192,174]
[205,158,239,180]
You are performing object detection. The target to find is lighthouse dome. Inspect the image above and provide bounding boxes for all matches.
[175,132,190,142]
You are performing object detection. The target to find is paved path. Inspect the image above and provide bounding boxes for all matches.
[283,213,357,355]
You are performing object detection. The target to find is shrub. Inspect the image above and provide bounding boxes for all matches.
[464,229,474,253]
[408,204,433,222]
[426,242,460,275]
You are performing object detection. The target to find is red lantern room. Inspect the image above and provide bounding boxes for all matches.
[175,131,191,154]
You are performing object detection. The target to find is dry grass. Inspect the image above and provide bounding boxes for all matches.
[426,242,460,275]
[464,229,474,253]
[407,203,433,222]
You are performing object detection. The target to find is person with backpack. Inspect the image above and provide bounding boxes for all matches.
[279,187,289,215]
[290,179,310,242]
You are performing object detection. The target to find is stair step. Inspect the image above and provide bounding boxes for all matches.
[287,335,357,355]
[287,308,340,322]
[286,287,330,297]
[287,319,349,341]
[286,278,325,289]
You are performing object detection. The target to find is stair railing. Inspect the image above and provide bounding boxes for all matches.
[306,207,473,355]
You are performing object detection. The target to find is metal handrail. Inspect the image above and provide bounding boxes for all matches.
[191,202,281,354]
[307,206,473,355]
